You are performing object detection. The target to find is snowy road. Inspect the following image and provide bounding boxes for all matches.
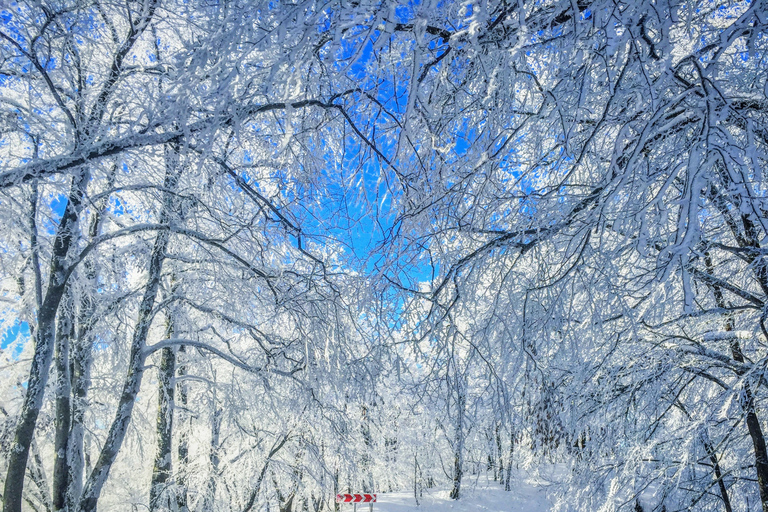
[351,481,552,512]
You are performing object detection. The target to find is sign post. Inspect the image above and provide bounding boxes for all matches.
[335,493,376,512]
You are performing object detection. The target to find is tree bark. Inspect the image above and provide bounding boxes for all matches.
[66,323,93,511]
[706,253,768,512]
[495,423,503,485]
[149,311,177,511]
[77,145,181,512]
[333,466,340,512]
[67,164,114,510]
[741,376,768,512]
[52,288,74,512]
[449,387,465,500]
[702,432,732,512]
[149,285,179,511]
[203,403,222,511]
[504,431,514,491]
[175,344,190,512]
[4,168,90,512]
[28,432,53,512]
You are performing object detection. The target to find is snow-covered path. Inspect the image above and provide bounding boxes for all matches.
[354,477,553,512]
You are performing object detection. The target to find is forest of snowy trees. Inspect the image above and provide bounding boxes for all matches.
[0,0,767,511]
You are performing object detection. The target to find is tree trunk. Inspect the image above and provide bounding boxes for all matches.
[449,388,466,500]
[149,310,177,511]
[333,467,340,512]
[66,322,93,511]
[504,431,514,491]
[28,430,54,512]
[742,381,768,512]
[707,169,768,511]
[4,168,90,512]
[413,455,421,505]
[360,405,374,493]
[707,255,768,512]
[495,423,503,485]
[175,344,190,512]
[149,290,178,511]
[77,146,181,512]
[701,431,732,512]
[66,164,115,510]
[204,403,222,511]
[52,289,74,512]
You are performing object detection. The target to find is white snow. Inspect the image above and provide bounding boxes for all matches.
[362,475,553,512]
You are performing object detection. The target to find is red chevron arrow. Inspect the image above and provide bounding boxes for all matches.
[335,494,377,503]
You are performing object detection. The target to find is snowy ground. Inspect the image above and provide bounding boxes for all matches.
[360,472,555,512]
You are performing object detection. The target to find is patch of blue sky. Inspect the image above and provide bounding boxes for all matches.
[42,192,68,235]
[110,195,126,216]
[1,320,29,358]
[1,5,29,50]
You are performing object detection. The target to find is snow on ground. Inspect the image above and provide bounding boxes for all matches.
[366,471,555,512]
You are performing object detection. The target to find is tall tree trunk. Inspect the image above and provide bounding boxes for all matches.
[52,289,74,512]
[175,344,190,512]
[149,306,177,512]
[204,403,222,511]
[449,387,466,500]
[708,169,768,511]
[1,406,51,512]
[706,254,768,511]
[333,466,340,512]
[413,455,422,506]
[67,164,114,510]
[702,431,733,512]
[67,324,93,511]
[495,423,503,485]
[77,145,181,512]
[504,431,514,491]
[4,168,90,512]
[360,405,374,493]
[29,432,54,512]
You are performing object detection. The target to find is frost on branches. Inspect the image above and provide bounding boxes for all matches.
[0,1,767,512]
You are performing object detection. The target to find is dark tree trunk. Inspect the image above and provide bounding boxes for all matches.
[708,166,768,511]
[52,289,74,512]
[743,381,768,512]
[4,168,90,512]
[504,431,514,491]
[67,322,93,511]
[449,389,465,500]
[495,423,503,484]
[413,455,422,505]
[707,253,768,512]
[149,325,176,511]
[175,344,190,512]
[360,405,374,493]
[77,145,181,512]
[702,432,733,512]
[333,467,340,512]
[204,404,222,511]
[67,164,114,510]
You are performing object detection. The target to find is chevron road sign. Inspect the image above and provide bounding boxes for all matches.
[336,493,376,511]
[336,494,376,503]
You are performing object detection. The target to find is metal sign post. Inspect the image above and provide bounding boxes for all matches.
[336,494,376,512]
